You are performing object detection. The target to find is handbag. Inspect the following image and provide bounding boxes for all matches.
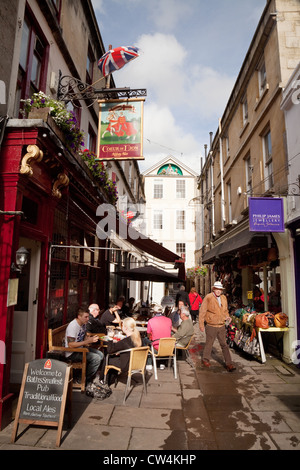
[255,313,269,329]
[243,335,260,356]
[274,313,288,328]
[265,312,275,327]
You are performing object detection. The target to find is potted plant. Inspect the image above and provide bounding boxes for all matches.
[21,92,84,152]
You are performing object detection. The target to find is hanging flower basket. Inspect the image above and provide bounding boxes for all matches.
[186,266,208,279]
[80,149,118,205]
[21,92,84,153]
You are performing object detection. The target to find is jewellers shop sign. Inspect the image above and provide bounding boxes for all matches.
[249,197,284,232]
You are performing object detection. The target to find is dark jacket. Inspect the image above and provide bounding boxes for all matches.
[86,314,103,334]
[107,336,136,373]
[175,290,191,308]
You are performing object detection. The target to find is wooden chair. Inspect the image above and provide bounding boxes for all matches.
[175,335,195,368]
[103,346,149,404]
[48,324,88,393]
[150,337,177,380]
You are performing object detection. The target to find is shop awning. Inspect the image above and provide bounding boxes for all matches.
[202,230,269,264]
[116,265,182,283]
[202,245,222,263]
[98,208,185,278]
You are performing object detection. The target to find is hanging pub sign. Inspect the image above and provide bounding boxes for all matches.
[97,98,145,161]
[249,197,285,232]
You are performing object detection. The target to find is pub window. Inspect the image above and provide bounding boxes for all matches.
[86,43,95,85]
[52,209,68,260]
[48,263,66,329]
[21,196,38,225]
[50,0,62,20]
[17,14,48,117]
[87,124,97,153]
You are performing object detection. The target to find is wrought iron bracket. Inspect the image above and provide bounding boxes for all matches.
[57,70,147,103]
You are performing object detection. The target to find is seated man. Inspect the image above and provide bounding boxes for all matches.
[86,303,102,334]
[172,306,194,347]
[98,303,121,333]
[64,306,104,385]
[146,304,172,351]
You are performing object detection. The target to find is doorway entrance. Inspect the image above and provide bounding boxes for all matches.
[10,238,41,384]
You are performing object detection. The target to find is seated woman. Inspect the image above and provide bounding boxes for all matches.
[99,317,142,385]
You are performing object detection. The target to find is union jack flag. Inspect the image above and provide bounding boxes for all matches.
[98,46,139,77]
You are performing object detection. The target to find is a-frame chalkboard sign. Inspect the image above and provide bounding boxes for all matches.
[11,358,72,447]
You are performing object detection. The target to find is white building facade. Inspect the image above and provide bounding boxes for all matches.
[143,156,200,302]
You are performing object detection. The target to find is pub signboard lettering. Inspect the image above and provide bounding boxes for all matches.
[12,358,72,447]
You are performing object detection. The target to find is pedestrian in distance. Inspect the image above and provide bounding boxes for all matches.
[188,287,202,323]
[175,285,191,309]
[199,281,236,372]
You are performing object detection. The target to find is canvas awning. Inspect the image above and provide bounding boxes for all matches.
[202,230,269,264]
[116,265,182,283]
[97,208,185,278]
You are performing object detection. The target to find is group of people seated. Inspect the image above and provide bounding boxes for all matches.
[63,292,195,398]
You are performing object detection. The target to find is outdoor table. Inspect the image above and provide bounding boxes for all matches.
[256,327,289,363]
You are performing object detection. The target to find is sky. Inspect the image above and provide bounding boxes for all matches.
[91,0,267,173]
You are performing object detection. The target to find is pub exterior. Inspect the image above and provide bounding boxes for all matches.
[0,0,184,430]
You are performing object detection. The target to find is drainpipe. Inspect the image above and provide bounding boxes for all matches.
[210,152,215,238]
[208,133,215,238]
[219,119,225,230]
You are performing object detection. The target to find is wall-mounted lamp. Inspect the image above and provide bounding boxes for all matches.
[11,246,29,273]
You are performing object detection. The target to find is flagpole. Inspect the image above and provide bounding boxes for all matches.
[105,45,112,89]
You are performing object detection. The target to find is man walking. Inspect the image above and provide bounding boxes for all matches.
[199,281,236,372]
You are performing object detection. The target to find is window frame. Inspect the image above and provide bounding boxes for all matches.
[262,129,273,191]
[17,11,49,116]
[153,179,163,199]
[176,179,186,198]
[176,210,185,230]
[153,210,163,230]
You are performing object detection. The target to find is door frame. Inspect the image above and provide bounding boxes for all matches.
[10,237,41,383]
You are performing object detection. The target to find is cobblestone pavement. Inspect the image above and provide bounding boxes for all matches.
[0,323,299,451]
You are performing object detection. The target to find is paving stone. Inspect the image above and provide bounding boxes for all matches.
[270,432,300,450]
[214,431,277,450]
[59,424,132,450]
[129,428,188,450]
[109,406,185,430]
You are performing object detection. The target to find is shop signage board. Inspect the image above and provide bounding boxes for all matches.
[11,358,72,447]
[97,98,145,161]
[249,197,285,232]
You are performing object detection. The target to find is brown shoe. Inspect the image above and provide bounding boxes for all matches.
[202,360,211,368]
[226,364,236,372]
